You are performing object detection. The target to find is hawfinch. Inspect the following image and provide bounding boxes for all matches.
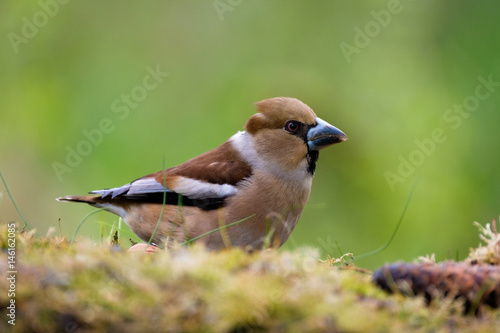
[58,97,347,251]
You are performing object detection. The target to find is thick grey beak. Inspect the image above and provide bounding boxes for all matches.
[307,117,348,151]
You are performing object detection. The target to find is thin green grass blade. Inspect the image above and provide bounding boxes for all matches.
[182,214,255,245]
[178,193,189,242]
[95,220,140,239]
[147,154,167,247]
[0,170,38,237]
[70,208,105,245]
[106,220,117,243]
[357,179,420,260]
[118,217,123,240]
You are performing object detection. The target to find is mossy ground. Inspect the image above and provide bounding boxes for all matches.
[1,224,499,333]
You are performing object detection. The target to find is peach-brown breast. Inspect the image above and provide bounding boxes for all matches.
[221,171,312,249]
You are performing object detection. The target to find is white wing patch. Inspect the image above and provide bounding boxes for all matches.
[173,177,237,199]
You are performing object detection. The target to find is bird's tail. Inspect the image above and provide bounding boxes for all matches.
[57,195,103,205]
[56,195,127,218]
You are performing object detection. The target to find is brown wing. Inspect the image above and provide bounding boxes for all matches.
[87,140,252,200]
[152,141,252,187]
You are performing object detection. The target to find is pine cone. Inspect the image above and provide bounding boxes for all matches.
[373,262,500,312]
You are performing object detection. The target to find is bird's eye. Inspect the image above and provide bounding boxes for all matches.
[285,121,300,133]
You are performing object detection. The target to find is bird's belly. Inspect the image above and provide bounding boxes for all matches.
[221,175,312,250]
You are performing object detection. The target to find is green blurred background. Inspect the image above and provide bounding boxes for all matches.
[1,1,499,269]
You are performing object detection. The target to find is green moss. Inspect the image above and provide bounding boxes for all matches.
[0,223,499,332]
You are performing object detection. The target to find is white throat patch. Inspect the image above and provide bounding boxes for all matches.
[229,131,313,186]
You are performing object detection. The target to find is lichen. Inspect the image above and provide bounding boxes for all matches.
[467,219,500,265]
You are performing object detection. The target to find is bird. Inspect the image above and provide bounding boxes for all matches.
[57,97,347,251]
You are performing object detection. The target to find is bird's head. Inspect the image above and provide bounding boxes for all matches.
[245,97,347,174]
